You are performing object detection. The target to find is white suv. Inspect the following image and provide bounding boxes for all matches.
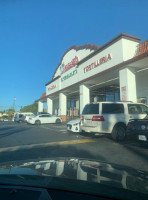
[81,102,148,141]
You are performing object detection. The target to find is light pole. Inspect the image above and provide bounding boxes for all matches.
[13,97,16,112]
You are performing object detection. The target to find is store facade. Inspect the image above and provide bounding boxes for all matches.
[36,33,148,122]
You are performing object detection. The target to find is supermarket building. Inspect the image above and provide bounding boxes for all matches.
[36,33,148,122]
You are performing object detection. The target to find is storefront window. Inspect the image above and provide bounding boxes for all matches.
[106,92,114,101]
[67,99,79,120]
[91,86,120,102]
[98,95,106,102]
[90,85,120,102]
[115,90,119,101]
[67,100,76,109]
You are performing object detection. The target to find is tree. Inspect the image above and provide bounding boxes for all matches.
[4,108,14,121]
[6,108,14,114]
[20,103,38,113]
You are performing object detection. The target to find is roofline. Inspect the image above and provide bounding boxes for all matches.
[45,75,61,86]
[45,51,148,99]
[46,33,141,86]
[51,44,100,80]
[35,93,46,102]
[35,97,47,102]
[78,33,141,65]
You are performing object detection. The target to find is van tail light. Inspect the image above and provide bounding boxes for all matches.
[92,116,104,121]
[24,116,26,119]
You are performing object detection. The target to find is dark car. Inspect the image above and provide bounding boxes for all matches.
[127,118,148,145]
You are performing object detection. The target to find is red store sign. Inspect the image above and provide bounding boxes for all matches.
[84,54,112,73]
[48,84,56,91]
[121,86,127,100]
[61,56,79,74]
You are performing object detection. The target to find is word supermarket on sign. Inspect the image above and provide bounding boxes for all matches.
[84,54,112,73]
[60,56,79,74]
[61,69,77,82]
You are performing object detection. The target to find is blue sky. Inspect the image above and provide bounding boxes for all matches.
[0,0,147,110]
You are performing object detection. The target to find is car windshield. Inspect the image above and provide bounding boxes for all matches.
[0,0,148,198]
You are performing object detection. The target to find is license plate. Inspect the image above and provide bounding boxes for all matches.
[138,135,147,141]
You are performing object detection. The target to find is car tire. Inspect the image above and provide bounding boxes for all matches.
[35,120,41,125]
[112,124,126,141]
[56,119,61,124]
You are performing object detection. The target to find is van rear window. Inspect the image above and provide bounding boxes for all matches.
[82,104,99,115]
[102,103,124,114]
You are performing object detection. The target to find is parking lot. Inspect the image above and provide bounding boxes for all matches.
[0,121,148,171]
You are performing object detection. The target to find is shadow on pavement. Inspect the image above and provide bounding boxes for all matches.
[123,144,148,161]
[117,134,148,149]
[79,131,107,139]
[0,127,14,132]
[0,144,105,164]
[0,127,32,139]
[79,131,148,149]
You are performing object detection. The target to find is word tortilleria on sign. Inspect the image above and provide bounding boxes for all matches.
[60,56,79,74]
[84,54,112,73]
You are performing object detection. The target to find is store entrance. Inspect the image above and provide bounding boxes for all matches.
[67,95,79,121]
[90,84,120,102]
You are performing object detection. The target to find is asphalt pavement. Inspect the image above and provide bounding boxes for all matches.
[0,121,148,171]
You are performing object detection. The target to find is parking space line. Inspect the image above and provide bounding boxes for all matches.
[39,126,66,132]
[44,126,66,129]
[0,139,95,153]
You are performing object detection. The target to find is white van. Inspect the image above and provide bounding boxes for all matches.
[22,112,34,122]
[14,112,34,123]
[81,102,148,141]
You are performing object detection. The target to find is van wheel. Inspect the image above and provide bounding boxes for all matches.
[56,119,61,124]
[35,120,41,125]
[112,124,126,141]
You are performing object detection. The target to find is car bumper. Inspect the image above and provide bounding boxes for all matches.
[67,125,80,132]
[27,121,35,124]
[81,126,108,133]
[127,130,148,142]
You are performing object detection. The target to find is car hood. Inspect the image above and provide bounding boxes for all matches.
[67,118,80,125]
[0,158,148,196]
[129,119,148,124]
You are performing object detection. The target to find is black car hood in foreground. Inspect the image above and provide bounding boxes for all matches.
[0,158,148,200]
